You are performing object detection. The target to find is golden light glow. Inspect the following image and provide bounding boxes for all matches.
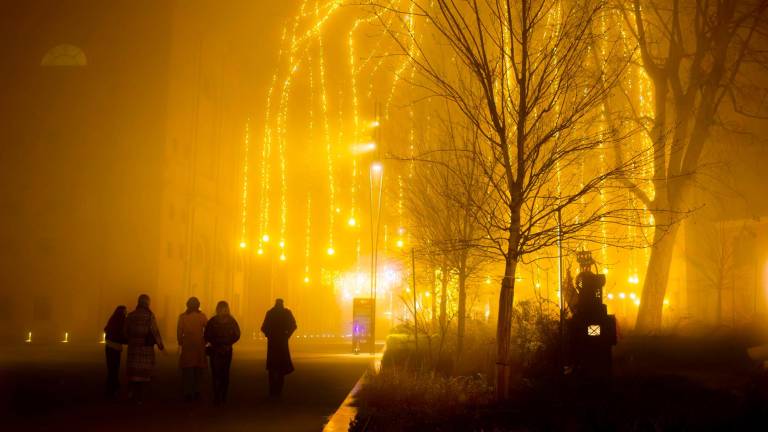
[239,241,247,249]
[327,247,335,256]
[347,217,357,227]
[62,332,69,343]
[25,331,32,343]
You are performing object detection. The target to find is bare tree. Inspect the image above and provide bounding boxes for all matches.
[618,0,768,332]
[373,0,640,399]
[404,109,492,359]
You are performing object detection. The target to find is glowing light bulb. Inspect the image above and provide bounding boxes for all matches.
[634,299,640,306]
[629,292,637,300]
[663,298,670,306]
[304,276,310,284]
[347,217,356,227]
[371,162,383,174]
[257,248,264,255]
[370,120,380,128]
[262,234,270,243]
[607,293,614,300]
[602,267,609,274]
[279,253,286,261]
[239,241,247,249]
[619,292,626,299]
[279,240,285,249]
[396,239,404,249]
[327,247,335,256]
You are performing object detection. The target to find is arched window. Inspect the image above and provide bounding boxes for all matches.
[41,44,87,66]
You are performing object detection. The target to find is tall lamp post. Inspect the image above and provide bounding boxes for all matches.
[369,161,384,354]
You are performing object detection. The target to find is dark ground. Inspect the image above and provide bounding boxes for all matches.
[0,341,371,431]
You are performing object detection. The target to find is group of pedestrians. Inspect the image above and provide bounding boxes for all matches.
[103,294,296,405]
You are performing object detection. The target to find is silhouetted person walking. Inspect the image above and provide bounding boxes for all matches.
[177,296,207,401]
[204,300,241,404]
[103,305,127,399]
[124,294,164,404]
[261,298,297,397]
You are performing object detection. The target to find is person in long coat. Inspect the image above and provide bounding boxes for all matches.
[204,300,241,404]
[124,294,164,403]
[103,305,127,399]
[177,296,207,401]
[260,298,297,397]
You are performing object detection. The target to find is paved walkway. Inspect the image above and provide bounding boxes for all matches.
[1,343,372,431]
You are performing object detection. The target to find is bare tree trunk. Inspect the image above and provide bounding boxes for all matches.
[457,268,467,358]
[636,221,680,332]
[496,211,520,399]
[440,262,448,334]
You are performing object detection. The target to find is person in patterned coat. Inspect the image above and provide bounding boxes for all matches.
[124,294,164,403]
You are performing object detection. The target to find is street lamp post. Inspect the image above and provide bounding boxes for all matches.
[369,161,384,355]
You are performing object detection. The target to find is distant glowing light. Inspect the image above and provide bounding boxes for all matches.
[634,299,641,306]
[663,298,670,306]
[628,274,639,284]
[619,292,626,299]
[347,217,357,227]
[396,239,404,249]
[327,247,335,256]
[607,293,614,300]
[335,207,341,214]
[239,241,247,249]
[352,142,377,154]
[425,291,430,297]
[602,267,609,274]
[304,276,310,284]
[279,240,285,249]
[370,120,380,128]
[257,248,264,255]
[62,332,69,343]
[629,292,637,300]
[100,332,106,344]
[25,331,32,343]
[263,234,270,243]
[371,162,383,173]
[279,253,286,262]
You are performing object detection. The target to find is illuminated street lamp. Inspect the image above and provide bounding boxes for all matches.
[369,160,384,355]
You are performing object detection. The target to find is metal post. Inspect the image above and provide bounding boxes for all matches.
[557,207,565,370]
[411,247,418,350]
